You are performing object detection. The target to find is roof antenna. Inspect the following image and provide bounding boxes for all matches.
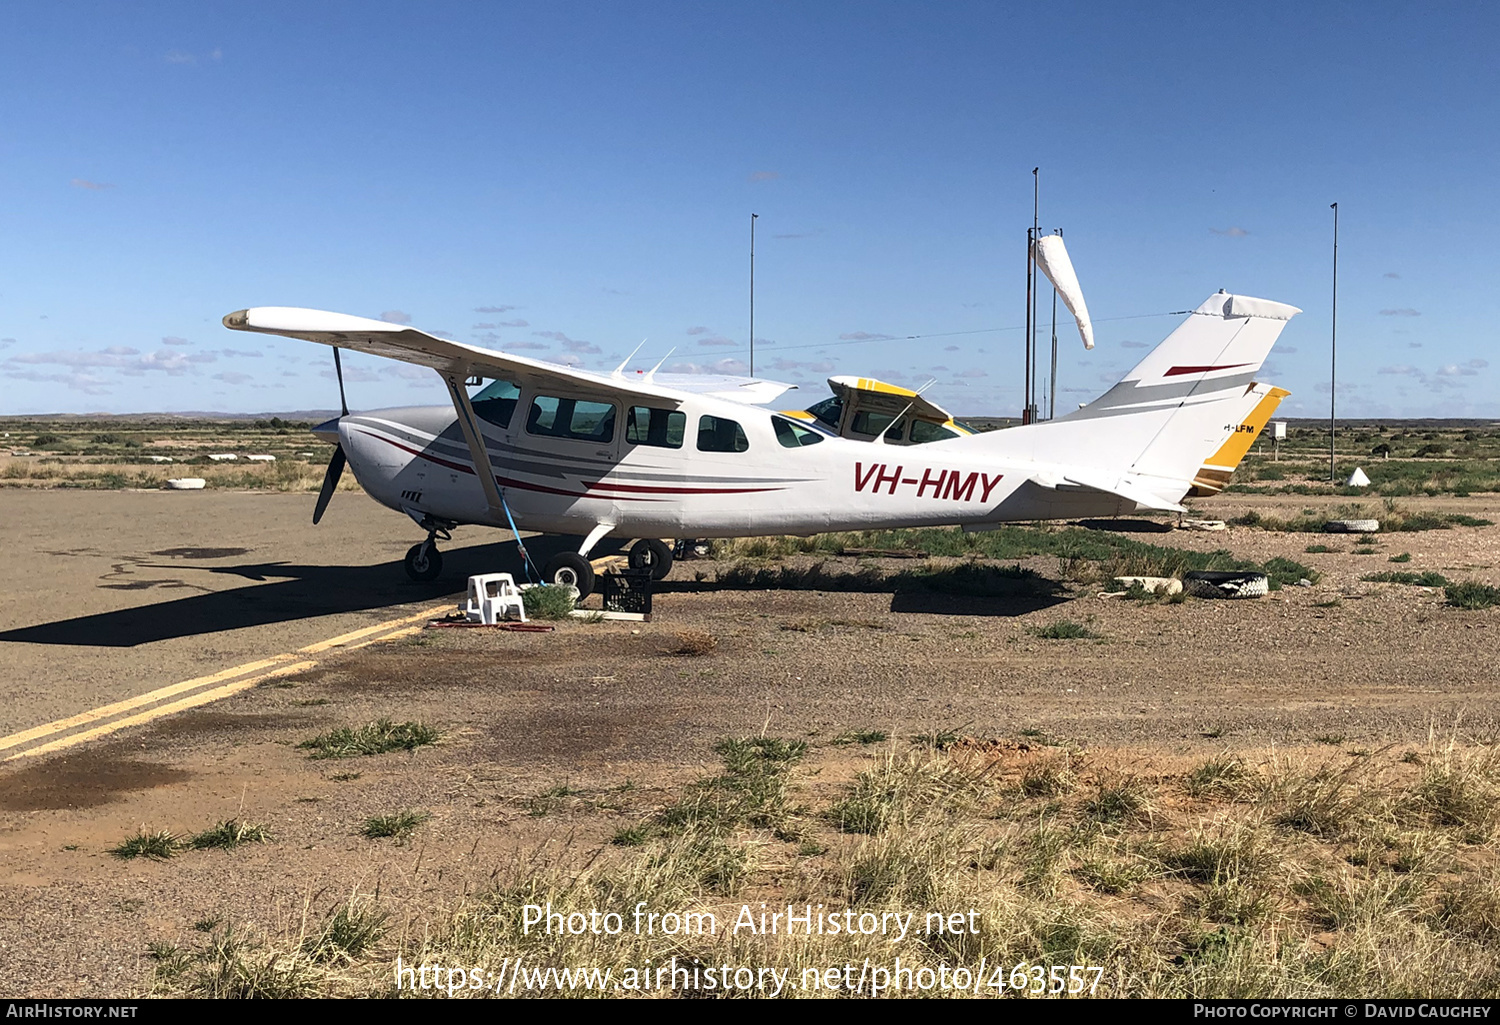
[873,400,917,446]
[642,347,676,383]
[612,339,647,379]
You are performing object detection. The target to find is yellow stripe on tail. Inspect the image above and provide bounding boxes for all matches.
[1188,385,1290,497]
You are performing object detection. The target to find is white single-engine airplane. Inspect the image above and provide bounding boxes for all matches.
[223,290,1298,598]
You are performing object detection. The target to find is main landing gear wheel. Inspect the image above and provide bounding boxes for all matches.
[628,538,675,581]
[543,552,595,600]
[404,540,443,582]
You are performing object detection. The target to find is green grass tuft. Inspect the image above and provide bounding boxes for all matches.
[1445,580,1500,610]
[520,584,578,619]
[108,829,181,860]
[297,719,439,759]
[361,809,430,840]
[188,820,272,850]
[831,728,888,746]
[1362,571,1451,587]
[1030,620,1100,640]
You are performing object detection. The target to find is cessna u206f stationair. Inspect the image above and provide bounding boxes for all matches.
[224,291,1298,598]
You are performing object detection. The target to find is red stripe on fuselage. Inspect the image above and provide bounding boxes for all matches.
[584,480,786,495]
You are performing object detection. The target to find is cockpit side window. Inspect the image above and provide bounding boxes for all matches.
[772,416,825,448]
[526,395,616,442]
[626,406,686,448]
[851,410,896,437]
[910,420,960,443]
[807,396,843,428]
[697,415,749,453]
[470,378,522,429]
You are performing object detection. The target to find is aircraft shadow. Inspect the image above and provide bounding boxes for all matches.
[0,534,620,649]
[657,563,1071,618]
[1073,517,1174,534]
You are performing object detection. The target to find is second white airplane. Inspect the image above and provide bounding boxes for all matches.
[224,290,1299,597]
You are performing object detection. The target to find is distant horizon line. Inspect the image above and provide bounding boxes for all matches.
[2,411,1497,427]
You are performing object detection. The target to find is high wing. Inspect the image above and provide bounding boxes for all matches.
[826,375,954,424]
[224,306,687,403]
[223,306,798,407]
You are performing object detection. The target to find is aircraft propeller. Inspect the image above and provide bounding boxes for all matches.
[312,347,350,525]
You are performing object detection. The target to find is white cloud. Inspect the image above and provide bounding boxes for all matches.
[770,358,835,373]
[839,331,894,341]
[685,326,710,336]
[221,348,262,358]
[213,371,252,384]
[1210,226,1249,237]
[500,319,528,328]
[1119,340,1149,349]
[666,358,748,375]
[1379,308,1420,317]
[162,336,191,346]
[70,178,115,191]
[4,369,111,394]
[474,305,518,313]
[697,336,737,348]
[379,310,412,324]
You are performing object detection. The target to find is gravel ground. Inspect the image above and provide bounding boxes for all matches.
[2,492,1498,996]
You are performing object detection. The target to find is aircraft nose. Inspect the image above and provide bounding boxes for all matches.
[311,416,343,444]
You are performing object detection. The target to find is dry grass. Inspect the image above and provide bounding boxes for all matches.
[663,629,718,656]
[141,735,1500,998]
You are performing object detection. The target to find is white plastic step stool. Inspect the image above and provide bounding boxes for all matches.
[462,573,527,624]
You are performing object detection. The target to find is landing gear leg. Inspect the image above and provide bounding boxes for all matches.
[404,521,452,582]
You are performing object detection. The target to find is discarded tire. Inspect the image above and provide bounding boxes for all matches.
[1182,571,1269,599]
[1324,519,1380,534]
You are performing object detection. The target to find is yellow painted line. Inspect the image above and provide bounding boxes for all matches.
[345,624,425,648]
[295,605,450,654]
[0,603,451,756]
[4,661,318,762]
[0,654,297,753]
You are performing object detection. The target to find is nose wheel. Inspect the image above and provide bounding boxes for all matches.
[404,539,444,582]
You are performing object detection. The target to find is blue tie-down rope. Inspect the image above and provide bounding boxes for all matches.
[499,491,537,584]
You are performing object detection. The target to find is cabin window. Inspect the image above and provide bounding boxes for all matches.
[850,410,896,437]
[470,378,522,428]
[807,396,843,428]
[526,395,616,442]
[626,406,686,449]
[910,420,960,443]
[697,415,749,453]
[772,416,824,448]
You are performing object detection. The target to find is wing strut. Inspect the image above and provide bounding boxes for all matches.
[442,370,508,519]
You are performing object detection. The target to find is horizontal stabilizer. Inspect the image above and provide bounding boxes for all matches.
[1054,472,1187,513]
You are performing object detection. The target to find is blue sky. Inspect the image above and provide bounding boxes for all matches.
[2,1,1497,418]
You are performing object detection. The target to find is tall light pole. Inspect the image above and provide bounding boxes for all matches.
[749,212,758,377]
[1330,202,1339,483]
[1023,167,1039,424]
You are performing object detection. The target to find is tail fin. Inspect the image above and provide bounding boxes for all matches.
[957,292,1300,506]
[1186,382,1290,496]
